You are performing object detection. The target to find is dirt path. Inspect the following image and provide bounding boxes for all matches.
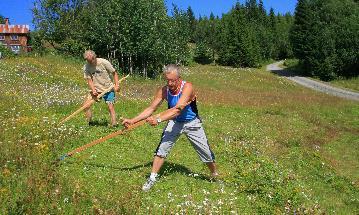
[267,61,359,101]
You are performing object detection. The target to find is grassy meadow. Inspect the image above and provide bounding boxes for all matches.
[0,55,358,214]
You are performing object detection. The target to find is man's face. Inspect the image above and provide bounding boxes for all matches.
[165,71,180,92]
[85,54,96,65]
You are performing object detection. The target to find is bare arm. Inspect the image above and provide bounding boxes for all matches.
[87,78,98,96]
[122,87,165,127]
[113,71,119,92]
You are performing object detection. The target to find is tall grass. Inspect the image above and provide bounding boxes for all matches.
[1,55,358,214]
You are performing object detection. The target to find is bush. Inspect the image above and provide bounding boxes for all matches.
[0,45,16,58]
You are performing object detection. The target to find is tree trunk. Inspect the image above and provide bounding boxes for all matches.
[213,49,216,65]
[129,55,133,75]
[120,43,124,72]
[142,59,148,78]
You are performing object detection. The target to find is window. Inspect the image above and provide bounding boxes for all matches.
[10,45,21,54]
[0,35,4,40]
[10,35,18,40]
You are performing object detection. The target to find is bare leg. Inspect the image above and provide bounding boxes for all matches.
[206,162,218,177]
[151,156,166,173]
[107,102,116,126]
[83,95,93,123]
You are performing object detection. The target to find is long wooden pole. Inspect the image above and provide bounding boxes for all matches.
[59,98,195,161]
[59,118,148,160]
[58,74,129,125]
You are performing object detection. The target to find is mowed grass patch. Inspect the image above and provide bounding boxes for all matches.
[0,55,358,214]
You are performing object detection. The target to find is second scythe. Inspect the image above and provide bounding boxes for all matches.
[59,74,129,125]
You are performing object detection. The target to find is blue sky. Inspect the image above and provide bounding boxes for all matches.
[0,0,297,30]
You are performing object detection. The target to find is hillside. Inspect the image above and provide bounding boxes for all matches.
[0,55,358,214]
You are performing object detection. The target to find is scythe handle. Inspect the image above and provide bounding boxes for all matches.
[59,74,129,125]
[60,95,195,160]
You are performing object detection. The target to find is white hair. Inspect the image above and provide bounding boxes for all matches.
[83,50,96,59]
[163,64,181,77]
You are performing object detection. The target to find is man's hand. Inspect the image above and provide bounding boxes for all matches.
[91,89,99,97]
[121,118,134,128]
[146,116,158,126]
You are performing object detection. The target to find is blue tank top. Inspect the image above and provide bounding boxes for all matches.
[167,81,198,122]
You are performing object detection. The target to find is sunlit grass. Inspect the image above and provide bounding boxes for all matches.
[330,77,359,92]
[0,55,358,214]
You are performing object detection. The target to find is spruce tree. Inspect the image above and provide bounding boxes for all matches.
[187,6,197,43]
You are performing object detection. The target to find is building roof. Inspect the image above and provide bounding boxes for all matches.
[0,18,30,34]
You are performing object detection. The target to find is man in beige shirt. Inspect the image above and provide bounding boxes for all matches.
[83,50,120,127]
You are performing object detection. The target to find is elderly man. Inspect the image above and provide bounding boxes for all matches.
[122,64,218,191]
[83,50,120,127]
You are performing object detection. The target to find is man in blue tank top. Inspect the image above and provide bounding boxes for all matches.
[122,64,218,192]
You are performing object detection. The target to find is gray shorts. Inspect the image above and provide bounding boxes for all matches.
[154,117,215,163]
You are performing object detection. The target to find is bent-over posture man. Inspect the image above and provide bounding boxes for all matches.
[122,64,218,191]
[83,50,120,126]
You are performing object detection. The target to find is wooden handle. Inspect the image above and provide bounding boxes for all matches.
[58,85,114,125]
[60,95,195,160]
[65,119,146,157]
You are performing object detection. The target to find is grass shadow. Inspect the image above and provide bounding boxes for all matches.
[62,160,212,182]
[270,68,297,77]
[159,161,213,182]
[89,118,109,127]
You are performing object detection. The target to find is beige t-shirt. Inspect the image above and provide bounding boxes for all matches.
[83,58,116,92]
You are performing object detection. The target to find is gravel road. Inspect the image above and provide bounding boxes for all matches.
[267,61,359,101]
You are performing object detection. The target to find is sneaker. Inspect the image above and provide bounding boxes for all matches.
[142,177,156,192]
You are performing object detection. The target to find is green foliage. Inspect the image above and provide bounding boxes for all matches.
[32,0,191,78]
[217,4,261,67]
[215,1,293,68]
[0,45,16,58]
[0,14,4,24]
[32,0,296,74]
[194,42,212,64]
[28,31,49,55]
[168,4,192,66]
[186,6,197,43]
[290,0,359,80]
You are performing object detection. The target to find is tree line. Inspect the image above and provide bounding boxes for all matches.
[27,0,358,79]
[291,0,358,80]
[192,1,294,67]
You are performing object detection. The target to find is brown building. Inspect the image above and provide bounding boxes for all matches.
[0,18,30,54]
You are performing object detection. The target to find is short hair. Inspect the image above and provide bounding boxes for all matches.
[163,64,181,77]
[83,50,96,59]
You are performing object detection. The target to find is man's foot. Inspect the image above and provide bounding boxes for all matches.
[210,172,219,182]
[211,172,219,178]
[142,177,156,192]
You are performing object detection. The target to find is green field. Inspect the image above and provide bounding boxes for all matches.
[1,55,358,214]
